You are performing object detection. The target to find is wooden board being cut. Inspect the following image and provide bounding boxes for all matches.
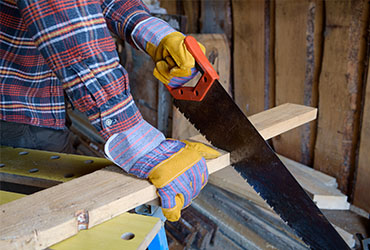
[0,103,316,250]
[173,103,317,141]
[0,151,229,250]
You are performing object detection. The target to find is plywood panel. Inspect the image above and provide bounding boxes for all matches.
[353,63,370,213]
[313,0,368,193]
[273,0,322,165]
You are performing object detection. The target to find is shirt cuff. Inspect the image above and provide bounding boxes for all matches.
[131,16,176,51]
[104,119,165,172]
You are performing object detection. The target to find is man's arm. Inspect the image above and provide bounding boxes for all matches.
[17,0,143,140]
[17,0,214,221]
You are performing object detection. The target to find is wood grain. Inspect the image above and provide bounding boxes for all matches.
[313,0,368,193]
[232,0,266,116]
[199,0,232,42]
[173,103,317,142]
[0,152,230,250]
[353,63,370,213]
[159,0,178,15]
[273,0,322,166]
[0,103,317,249]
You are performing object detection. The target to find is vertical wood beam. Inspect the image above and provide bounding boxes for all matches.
[273,0,323,166]
[314,0,369,193]
[160,0,179,15]
[181,0,201,33]
[353,62,370,213]
[232,0,267,116]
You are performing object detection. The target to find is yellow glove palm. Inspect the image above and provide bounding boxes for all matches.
[146,32,206,85]
[136,139,220,221]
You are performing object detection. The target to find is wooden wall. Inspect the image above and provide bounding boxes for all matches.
[158,0,370,212]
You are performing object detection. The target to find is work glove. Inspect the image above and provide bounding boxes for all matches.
[145,32,206,87]
[105,120,220,221]
[131,17,205,87]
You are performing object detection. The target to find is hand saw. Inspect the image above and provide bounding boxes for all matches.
[166,36,350,250]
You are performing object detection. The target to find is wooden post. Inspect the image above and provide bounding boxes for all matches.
[232,0,268,116]
[273,0,323,166]
[313,0,369,193]
[353,63,370,213]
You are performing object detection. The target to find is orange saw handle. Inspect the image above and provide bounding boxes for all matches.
[165,36,220,101]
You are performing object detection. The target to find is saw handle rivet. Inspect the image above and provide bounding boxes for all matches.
[19,151,28,155]
[50,155,60,160]
[0,163,5,168]
[29,168,39,173]
[84,160,94,164]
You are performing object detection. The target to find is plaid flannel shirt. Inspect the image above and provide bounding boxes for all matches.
[1,0,206,206]
[0,0,173,140]
[0,0,180,171]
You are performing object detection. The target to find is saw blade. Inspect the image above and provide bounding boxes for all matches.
[174,80,349,250]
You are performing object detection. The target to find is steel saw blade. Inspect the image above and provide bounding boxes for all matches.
[174,80,349,250]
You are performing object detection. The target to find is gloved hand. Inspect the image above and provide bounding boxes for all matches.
[145,32,206,87]
[128,139,220,221]
[105,120,220,221]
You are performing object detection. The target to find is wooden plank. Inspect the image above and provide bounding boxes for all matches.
[278,155,350,210]
[353,63,370,212]
[249,103,317,140]
[277,155,337,188]
[232,0,267,116]
[313,0,369,193]
[332,224,355,249]
[159,0,178,15]
[0,103,316,249]
[0,151,229,250]
[210,155,349,211]
[273,0,322,166]
[181,0,200,33]
[173,103,317,141]
[199,0,232,43]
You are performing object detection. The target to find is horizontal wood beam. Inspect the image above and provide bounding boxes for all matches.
[0,103,317,250]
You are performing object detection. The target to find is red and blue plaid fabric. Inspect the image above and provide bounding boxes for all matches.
[0,0,155,140]
[129,139,209,209]
[1,0,204,182]
[104,119,165,172]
